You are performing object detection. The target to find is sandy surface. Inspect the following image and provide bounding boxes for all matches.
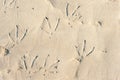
[0,0,120,80]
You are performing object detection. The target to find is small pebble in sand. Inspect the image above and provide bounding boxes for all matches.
[0,46,9,57]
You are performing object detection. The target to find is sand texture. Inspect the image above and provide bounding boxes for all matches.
[0,0,120,80]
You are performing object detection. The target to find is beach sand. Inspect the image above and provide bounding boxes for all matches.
[0,0,120,80]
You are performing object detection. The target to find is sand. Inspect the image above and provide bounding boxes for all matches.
[0,0,120,80]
